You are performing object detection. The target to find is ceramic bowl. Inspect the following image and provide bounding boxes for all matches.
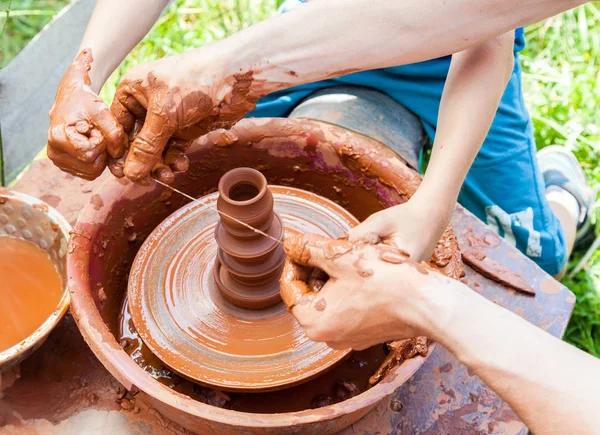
[0,188,71,371]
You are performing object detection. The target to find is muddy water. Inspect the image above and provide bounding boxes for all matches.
[0,236,63,351]
[118,295,388,413]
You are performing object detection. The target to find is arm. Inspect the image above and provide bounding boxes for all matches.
[81,0,169,93]
[47,0,168,179]
[438,281,600,434]
[347,32,515,260]
[222,0,585,91]
[54,0,589,182]
[281,234,600,434]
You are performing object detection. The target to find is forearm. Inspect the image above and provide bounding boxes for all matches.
[417,32,515,220]
[424,280,600,434]
[213,0,586,94]
[79,0,169,92]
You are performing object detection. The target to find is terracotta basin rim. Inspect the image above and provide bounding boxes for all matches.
[0,189,71,368]
[68,117,448,428]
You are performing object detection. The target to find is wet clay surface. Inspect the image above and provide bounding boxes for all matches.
[369,337,430,387]
[119,294,387,413]
[127,187,358,391]
[6,119,575,434]
[462,228,535,295]
[0,237,63,351]
[214,168,286,309]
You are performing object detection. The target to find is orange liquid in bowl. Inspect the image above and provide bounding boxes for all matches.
[0,237,63,352]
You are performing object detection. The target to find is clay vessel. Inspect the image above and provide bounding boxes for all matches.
[214,167,285,309]
[0,188,71,372]
[68,118,463,434]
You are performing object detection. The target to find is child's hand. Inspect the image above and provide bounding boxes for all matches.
[48,49,126,180]
[346,194,452,262]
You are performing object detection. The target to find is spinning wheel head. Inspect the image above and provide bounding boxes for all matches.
[127,176,359,391]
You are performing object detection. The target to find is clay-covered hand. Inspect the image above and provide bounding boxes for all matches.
[109,46,260,184]
[48,49,127,180]
[280,233,454,350]
[346,194,451,262]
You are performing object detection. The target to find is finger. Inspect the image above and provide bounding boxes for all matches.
[73,48,93,71]
[90,103,126,159]
[115,83,147,119]
[110,97,136,134]
[167,137,193,152]
[283,280,317,311]
[347,226,381,245]
[70,49,93,86]
[153,165,175,184]
[280,259,313,310]
[108,157,125,178]
[164,147,189,173]
[123,110,175,183]
[283,233,356,278]
[377,244,411,264]
[74,120,90,134]
[48,123,71,155]
[65,125,105,162]
[48,146,106,180]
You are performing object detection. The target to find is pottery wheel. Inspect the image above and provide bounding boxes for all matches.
[128,186,359,391]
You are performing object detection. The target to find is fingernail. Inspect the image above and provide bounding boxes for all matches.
[171,156,189,173]
[154,166,174,184]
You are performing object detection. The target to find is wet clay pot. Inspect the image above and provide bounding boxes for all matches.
[68,118,462,434]
[214,167,286,309]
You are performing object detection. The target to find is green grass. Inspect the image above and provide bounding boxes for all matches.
[2,0,599,355]
[0,0,71,68]
[98,0,281,102]
[520,3,600,357]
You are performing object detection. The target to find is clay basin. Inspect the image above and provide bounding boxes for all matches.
[68,118,461,434]
[0,189,71,371]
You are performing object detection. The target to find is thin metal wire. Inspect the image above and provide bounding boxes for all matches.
[154,179,283,245]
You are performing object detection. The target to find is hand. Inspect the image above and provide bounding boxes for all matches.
[48,49,126,180]
[280,233,454,350]
[109,44,262,184]
[346,192,452,262]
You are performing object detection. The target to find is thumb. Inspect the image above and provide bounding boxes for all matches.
[347,208,398,244]
[123,110,174,183]
[346,221,382,245]
[283,233,357,279]
[69,49,94,87]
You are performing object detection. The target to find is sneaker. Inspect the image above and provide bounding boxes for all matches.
[537,145,596,250]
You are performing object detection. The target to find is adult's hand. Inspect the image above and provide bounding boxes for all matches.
[280,233,455,350]
[48,49,126,180]
[109,45,263,185]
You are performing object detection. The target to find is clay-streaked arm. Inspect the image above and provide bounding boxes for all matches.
[282,233,600,435]
[81,0,169,92]
[47,0,168,180]
[429,280,600,435]
[220,0,586,93]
